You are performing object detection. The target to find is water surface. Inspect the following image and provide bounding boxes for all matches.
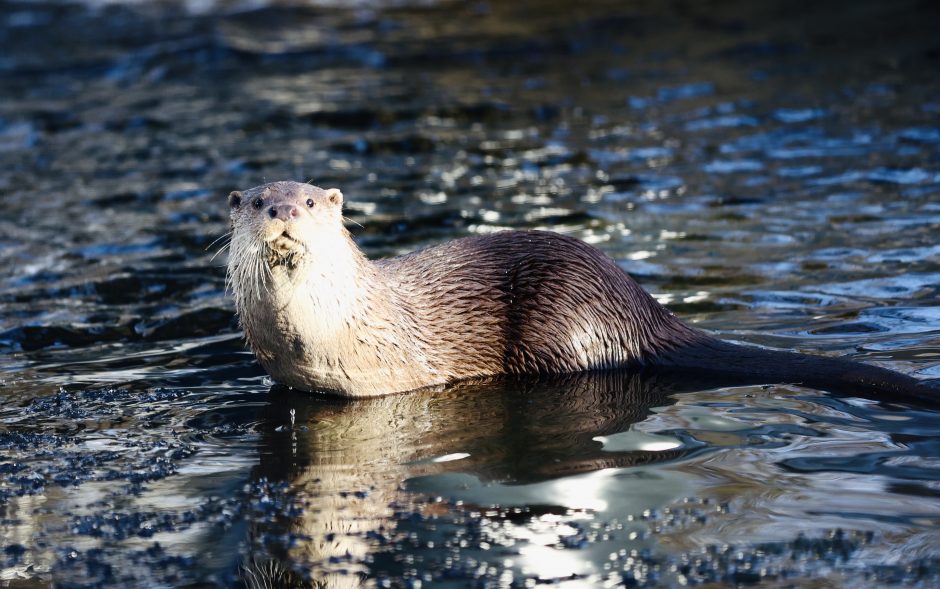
[1,0,939,586]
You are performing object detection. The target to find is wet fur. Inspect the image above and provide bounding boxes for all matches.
[227,181,937,404]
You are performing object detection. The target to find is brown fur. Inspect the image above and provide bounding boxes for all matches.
[226,181,937,403]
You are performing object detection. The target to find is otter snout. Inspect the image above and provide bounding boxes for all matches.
[262,202,303,247]
[268,203,300,221]
[261,206,303,253]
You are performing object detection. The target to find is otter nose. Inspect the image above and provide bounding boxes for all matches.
[268,204,299,221]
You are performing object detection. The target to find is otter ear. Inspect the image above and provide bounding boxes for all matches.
[228,190,243,208]
[325,188,343,207]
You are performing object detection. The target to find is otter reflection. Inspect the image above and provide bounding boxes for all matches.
[241,368,745,587]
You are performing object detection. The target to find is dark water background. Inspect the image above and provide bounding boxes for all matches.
[1,0,940,587]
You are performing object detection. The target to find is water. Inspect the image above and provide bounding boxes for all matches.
[1,0,939,586]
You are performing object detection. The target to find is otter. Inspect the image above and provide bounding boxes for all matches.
[225,180,937,404]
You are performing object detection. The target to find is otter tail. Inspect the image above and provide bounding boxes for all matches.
[652,338,939,406]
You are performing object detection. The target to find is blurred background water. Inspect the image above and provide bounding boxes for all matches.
[0,0,939,587]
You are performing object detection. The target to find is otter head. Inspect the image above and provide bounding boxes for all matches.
[228,181,344,268]
[226,181,379,391]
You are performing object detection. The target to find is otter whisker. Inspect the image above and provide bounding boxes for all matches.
[250,244,272,301]
[342,215,364,229]
[257,254,270,299]
[209,241,231,263]
[205,231,232,252]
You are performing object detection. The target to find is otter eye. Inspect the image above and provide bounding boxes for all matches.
[306,198,314,208]
[252,197,264,210]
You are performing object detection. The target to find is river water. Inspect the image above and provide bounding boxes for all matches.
[1,0,939,587]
